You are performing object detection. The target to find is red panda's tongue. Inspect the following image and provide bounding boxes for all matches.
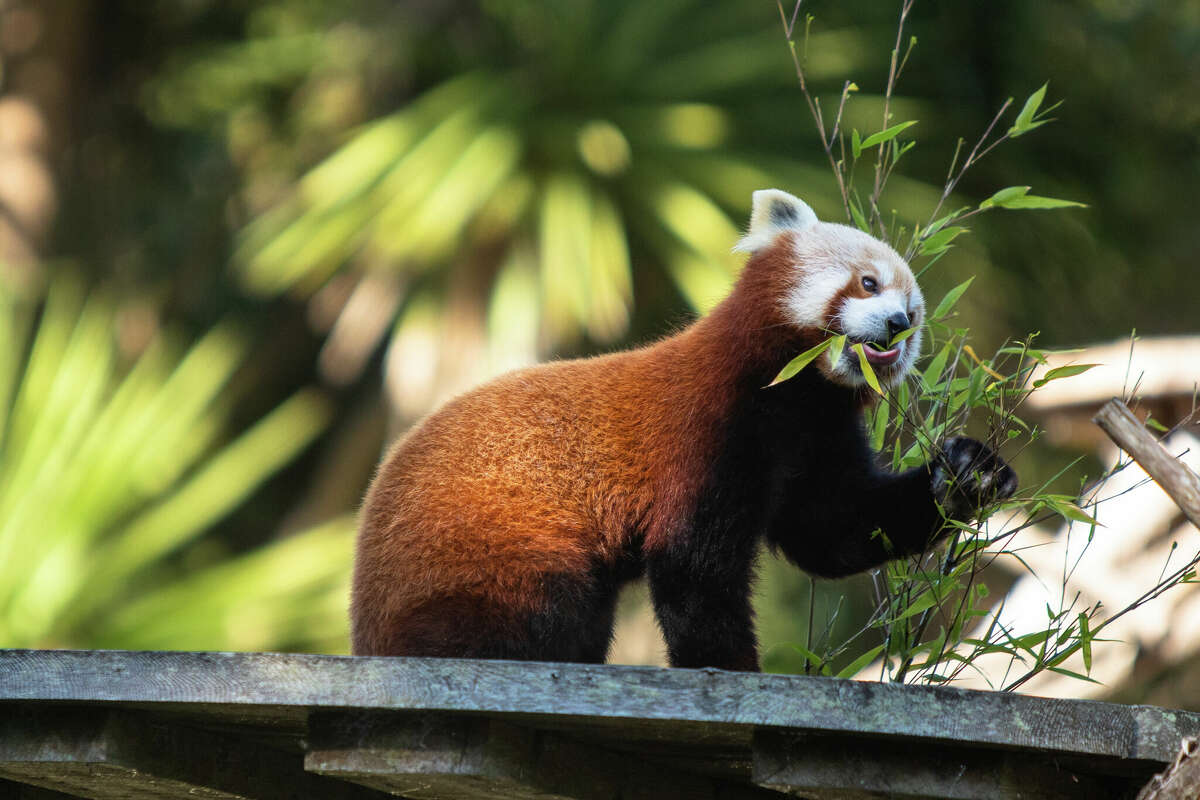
[863,343,901,366]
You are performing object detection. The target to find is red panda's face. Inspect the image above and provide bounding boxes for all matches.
[735,189,925,390]
[789,225,924,390]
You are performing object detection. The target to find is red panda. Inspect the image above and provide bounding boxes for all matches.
[351,189,1017,670]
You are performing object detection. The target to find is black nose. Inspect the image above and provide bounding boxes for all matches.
[886,311,910,341]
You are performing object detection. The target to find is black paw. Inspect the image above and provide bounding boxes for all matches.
[931,437,1019,521]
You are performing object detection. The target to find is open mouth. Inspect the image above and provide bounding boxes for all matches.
[858,340,902,367]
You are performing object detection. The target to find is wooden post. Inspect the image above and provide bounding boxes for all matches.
[1138,738,1200,800]
[1093,399,1200,530]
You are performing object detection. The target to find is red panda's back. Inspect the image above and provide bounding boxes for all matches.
[350,346,670,656]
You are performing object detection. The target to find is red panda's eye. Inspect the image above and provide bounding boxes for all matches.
[861,276,879,293]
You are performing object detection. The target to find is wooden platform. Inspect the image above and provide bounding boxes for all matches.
[0,650,1196,799]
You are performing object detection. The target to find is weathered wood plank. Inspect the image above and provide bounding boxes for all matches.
[753,730,1140,799]
[1,650,1197,765]
[305,711,785,800]
[0,778,85,799]
[0,706,388,800]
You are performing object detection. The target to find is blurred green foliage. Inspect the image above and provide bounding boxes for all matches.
[0,281,349,652]
[150,0,865,356]
[8,0,1198,657]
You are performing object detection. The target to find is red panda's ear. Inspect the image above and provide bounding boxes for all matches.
[733,189,819,254]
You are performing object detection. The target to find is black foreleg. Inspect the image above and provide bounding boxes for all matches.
[767,436,1017,579]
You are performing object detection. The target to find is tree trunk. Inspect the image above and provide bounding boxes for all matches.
[0,0,89,289]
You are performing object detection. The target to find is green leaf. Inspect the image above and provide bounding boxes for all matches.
[888,591,937,624]
[1032,363,1101,388]
[932,277,975,321]
[1145,416,1169,433]
[921,341,952,389]
[979,186,1030,209]
[849,197,869,232]
[892,326,916,347]
[1047,666,1102,684]
[919,226,968,256]
[851,128,862,159]
[1079,613,1092,672]
[769,337,834,386]
[852,343,884,396]
[1010,629,1051,656]
[923,208,968,239]
[786,644,824,669]
[827,333,848,369]
[1043,496,1102,526]
[967,366,986,408]
[836,644,885,679]
[860,120,918,150]
[995,195,1086,210]
[1009,83,1047,137]
[870,400,889,452]
[980,185,1085,211]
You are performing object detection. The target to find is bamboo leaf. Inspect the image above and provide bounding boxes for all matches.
[849,197,870,232]
[980,185,1085,211]
[932,277,975,321]
[860,120,918,149]
[870,399,889,451]
[769,337,834,386]
[1043,496,1102,526]
[836,644,885,679]
[919,226,968,256]
[1032,363,1100,388]
[827,333,848,369]
[1079,613,1093,672]
[852,343,885,396]
[1008,83,1047,137]
[992,194,1086,210]
[979,186,1030,209]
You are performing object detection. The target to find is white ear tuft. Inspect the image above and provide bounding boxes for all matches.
[733,189,819,253]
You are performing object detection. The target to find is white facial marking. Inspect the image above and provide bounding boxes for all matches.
[838,292,908,339]
[785,261,850,328]
[773,219,925,390]
[871,259,895,286]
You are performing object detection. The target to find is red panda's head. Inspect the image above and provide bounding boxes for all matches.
[735,189,925,391]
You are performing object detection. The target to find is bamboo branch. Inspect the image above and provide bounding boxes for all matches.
[1093,399,1200,530]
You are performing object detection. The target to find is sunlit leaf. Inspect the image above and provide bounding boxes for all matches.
[932,277,975,321]
[1032,363,1101,388]
[852,343,884,396]
[980,185,1085,211]
[770,337,835,386]
[1008,83,1047,137]
[918,226,968,256]
[836,644,885,678]
[860,120,918,149]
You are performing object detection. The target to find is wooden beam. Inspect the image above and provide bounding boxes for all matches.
[754,730,1141,799]
[306,711,784,800]
[1094,398,1200,529]
[2,650,1198,766]
[0,778,83,799]
[0,706,387,799]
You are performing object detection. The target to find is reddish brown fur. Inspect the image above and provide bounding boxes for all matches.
[351,234,818,657]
